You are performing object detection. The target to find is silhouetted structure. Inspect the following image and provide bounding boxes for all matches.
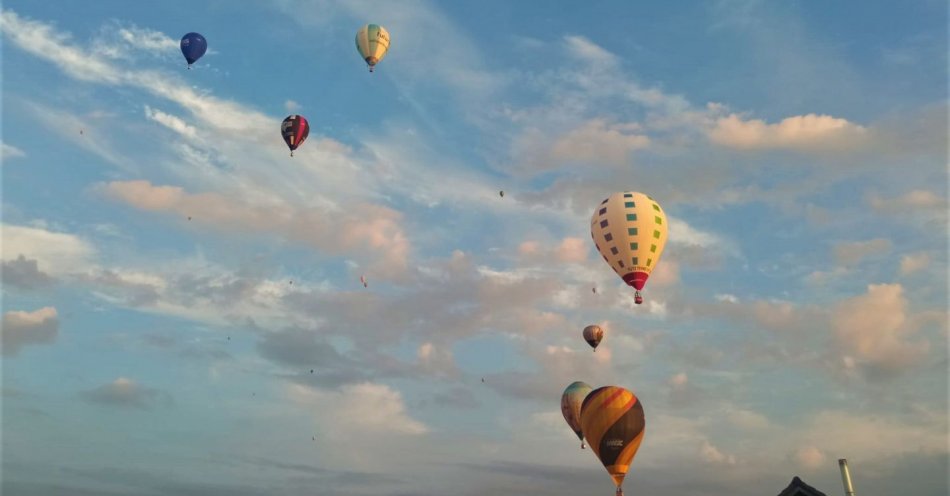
[777,476,828,496]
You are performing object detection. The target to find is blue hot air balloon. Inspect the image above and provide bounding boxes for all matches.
[180,32,207,68]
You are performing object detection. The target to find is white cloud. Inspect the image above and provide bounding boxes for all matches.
[416,341,457,377]
[80,263,326,330]
[1,11,271,133]
[832,284,930,375]
[144,106,199,140]
[101,180,411,278]
[868,190,947,212]
[727,408,770,431]
[700,439,737,465]
[715,293,739,303]
[708,113,868,151]
[793,446,826,470]
[564,35,617,66]
[284,100,300,112]
[649,259,680,288]
[1,255,54,289]
[799,409,948,459]
[669,372,688,387]
[517,237,588,265]
[287,382,427,435]
[899,252,931,275]
[548,119,650,167]
[91,23,180,60]
[1,307,58,356]
[667,216,735,252]
[2,142,25,160]
[80,377,171,408]
[1,224,96,274]
[805,266,850,286]
[833,238,892,266]
[417,342,434,360]
[683,295,822,337]
[117,26,178,53]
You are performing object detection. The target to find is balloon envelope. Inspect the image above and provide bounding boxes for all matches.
[583,325,604,350]
[590,192,668,298]
[281,115,310,153]
[580,386,645,489]
[355,24,390,71]
[180,32,207,65]
[560,381,593,444]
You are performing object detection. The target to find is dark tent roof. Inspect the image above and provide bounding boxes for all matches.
[777,476,829,496]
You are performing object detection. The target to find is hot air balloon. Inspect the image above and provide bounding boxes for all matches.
[355,24,390,72]
[583,325,604,352]
[360,275,368,288]
[499,190,505,198]
[561,381,593,449]
[590,192,668,305]
[580,386,645,496]
[281,115,310,157]
[180,32,207,68]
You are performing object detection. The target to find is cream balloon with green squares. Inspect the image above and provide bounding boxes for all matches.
[590,191,668,304]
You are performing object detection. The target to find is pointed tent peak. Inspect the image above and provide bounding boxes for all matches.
[776,476,829,496]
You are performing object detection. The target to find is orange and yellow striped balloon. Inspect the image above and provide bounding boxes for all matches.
[579,386,645,489]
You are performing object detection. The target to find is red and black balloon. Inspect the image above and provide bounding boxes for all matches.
[281,115,310,156]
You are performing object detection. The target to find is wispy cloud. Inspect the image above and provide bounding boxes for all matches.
[287,382,428,435]
[100,180,412,278]
[79,377,172,409]
[832,284,931,379]
[708,113,868,152]
[1,307,59,356]
[2,142,26,160]
[2,255,55,289]
[1,223,96,275]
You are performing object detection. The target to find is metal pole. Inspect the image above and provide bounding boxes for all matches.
[838,459,856,496]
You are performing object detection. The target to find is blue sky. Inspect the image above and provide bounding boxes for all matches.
[1,1,947,495]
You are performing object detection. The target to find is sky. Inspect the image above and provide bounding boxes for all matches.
[1,1,947,495]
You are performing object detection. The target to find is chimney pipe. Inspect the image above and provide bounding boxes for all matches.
[838,458,856,496]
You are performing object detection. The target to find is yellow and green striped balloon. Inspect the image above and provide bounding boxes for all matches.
[580,386,645,494]
[355,24,390,72]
